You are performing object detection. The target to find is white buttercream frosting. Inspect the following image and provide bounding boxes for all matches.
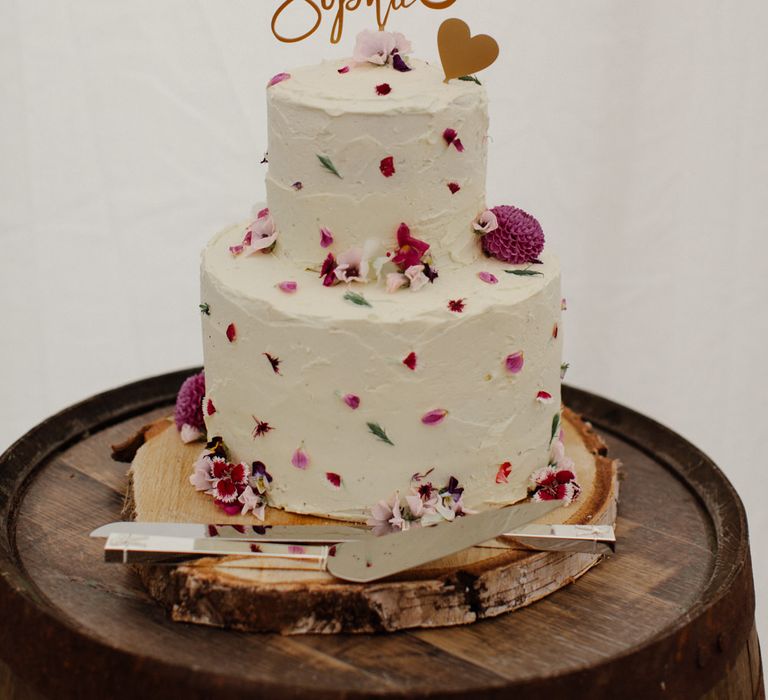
[202,223,563,521]
[266,59,489,270]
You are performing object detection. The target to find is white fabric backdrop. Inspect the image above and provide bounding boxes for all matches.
[1,0,766,651]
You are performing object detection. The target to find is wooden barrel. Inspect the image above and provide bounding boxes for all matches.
[0,371,763,700]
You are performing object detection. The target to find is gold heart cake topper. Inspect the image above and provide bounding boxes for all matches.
[438,18,500,83]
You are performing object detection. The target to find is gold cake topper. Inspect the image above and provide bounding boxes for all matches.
[438,18,499,82]
[272,0,458,45]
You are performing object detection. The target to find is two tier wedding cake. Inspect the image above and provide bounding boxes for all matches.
[178,30,577,526]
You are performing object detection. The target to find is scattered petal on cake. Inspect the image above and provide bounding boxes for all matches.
[206,398,216,416]
[263,353,281,375]
[338,65,350,74]
[343,394,361,410]
[537,391,554,404]
[267,72,291,88]
[448,299,466,313]
[478,271,499,285]
[506,352,525,374]
[392,53,412,72]
[226,323,237,343]
[367,422,395,446]
[251,416,273,438]
[292,181,303,190]
[291,447,310,470]
[320,253,339,286]
[376,83,392,96]
[443,128,458,146]
[422,409,449,426]
[553,323,559,339]
[278,281,298,294]
[496,462,512,484]
[403,352,418,371]
[326,472,342,489]
[380,156,396,178]
[447,182,461,194]
[320,227,334,248]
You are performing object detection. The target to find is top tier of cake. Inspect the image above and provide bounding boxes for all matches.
[266,59,489,270]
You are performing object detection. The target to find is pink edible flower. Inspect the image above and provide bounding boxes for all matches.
[189,453,214,491]
[422,409,449,426]
[320,227,334,248]
[343,394,361,410]
[380,156,396,178]
[238,485,266,520]
[226,323,237,343]
[291,446,310,470]
[386,272,409,294]
[210,459,248,504]
[496,462,512,484]
[230,209,278,256]
[405,265,430,292]
[174,371,206,434]
[376,83,392,96]
[474,210,500,234]
[392,223,430,271]
[551,437,576,472]
[367,492,404,536]
[478,271,499,285]
[403,352,418,371]
[531,466,581,506]
[482,205,545,265]
[506,351,525,374]
[537,391,554,404]
[338,65,350,74]
[278,281,298,294]
[335,246,371,284]
[326,472,342,489]
[267,72,291,88]
[352,29,412,66]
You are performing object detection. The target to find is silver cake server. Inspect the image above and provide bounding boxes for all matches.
[327,500,559,582]
[91,520,615,553]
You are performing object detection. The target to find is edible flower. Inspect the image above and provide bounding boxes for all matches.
[353,29,412,66]
[230,208,278,256]
[392,223,430,271]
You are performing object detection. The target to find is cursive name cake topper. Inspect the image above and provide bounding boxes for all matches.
[272,0,458,45]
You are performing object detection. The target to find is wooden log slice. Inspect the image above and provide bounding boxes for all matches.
[126,408,618,634]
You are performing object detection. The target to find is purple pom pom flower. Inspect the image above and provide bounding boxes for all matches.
[481,206,545,264]
[174,371,206,442]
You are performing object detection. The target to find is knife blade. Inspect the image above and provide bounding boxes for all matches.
[91,520,615,553]
[327,500,560,583]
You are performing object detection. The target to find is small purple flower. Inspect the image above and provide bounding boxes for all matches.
[175,371,206,435]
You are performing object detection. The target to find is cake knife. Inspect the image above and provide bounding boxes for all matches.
[91,520,616,553]
[104,501,560,581]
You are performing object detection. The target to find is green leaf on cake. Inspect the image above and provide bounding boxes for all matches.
[344,291,372,308]
[199,303,211,315]
[317,154,342,178]
[367,422,395,446]
[505,268,544,278]
[551,413,561,444]
[459,75,482,85]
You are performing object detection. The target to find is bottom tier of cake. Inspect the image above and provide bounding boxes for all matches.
[200,223,564,520]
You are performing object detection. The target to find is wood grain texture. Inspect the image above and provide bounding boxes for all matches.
[0,371,762,700]
[127,408,618,634]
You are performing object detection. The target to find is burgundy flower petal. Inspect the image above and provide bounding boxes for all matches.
[343,394,361,410]
[380,156,396,178]
[496,462,512,484]
[226,323,237,343]
[292,181,303,190]
[403,352,418,371]
[326,472,342,489]
[443,128,458,146]
[206,398,216,416]
[553,323,559,339]
[376,83,392,96]
[264,353,281,375]
[453,139,465,153]
[536,391,554,404]
[320,227,334,248]
[448,299,466,313]
[230,463,247,484]
[338,65,350,74]
[447,182,461,194]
